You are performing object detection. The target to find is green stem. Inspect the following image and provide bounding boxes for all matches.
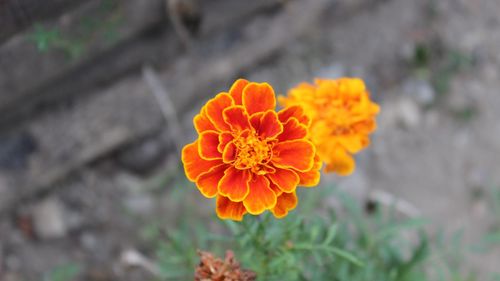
[239,214,273,277]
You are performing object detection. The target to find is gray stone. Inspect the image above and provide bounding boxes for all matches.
[403,78,435,107]
[396,96,421,128]
[32,198,67,240]
[378,96,421,131]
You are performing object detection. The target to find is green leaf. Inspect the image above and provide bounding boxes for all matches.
[375,218,429,242]
[327,246,364,267]
[322,224,338,245]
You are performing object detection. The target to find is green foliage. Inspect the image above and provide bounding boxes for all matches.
[27,0,122,60]
[146,177,500,280]
[151,183,451,281]
[225,213,365,280]
[413,43,473,96]
[43,263,80,281]
[28,24,84,59]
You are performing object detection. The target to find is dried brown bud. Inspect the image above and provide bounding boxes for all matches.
[194,250,256,281]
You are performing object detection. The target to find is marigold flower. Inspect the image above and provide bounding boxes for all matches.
[279,78,379,176]
[182,79,321,220]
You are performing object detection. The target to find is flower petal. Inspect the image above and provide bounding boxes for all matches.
[182,141,222,181]
[277,105,310,126]
[194,107,216,133]
[205,93,233,131]
[338,135,368,153]
[353,119,377,134]
[249,112,263,132]
[229,79,249,105]
[198,130,221,159]
[243,176,277,215]
[277,117,307,142]
[218,166,251,202]
[216,195,247,221]
[271,191,298,219]
[272,140,315,172]
[217,132,234,153]
[223,106,251,132]
[222,141,237,163]
[256,110,283,139]
[242,82,276,115]
[196,164,227,198]
[324,148,355,176]
[267,168,299,193]
[295,154,321,187]
[269,181,283,196]
[296,169,321,187]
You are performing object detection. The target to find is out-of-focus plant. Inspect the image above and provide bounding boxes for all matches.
[147,176,489,280]
[27,0,122,60]
[411,42,473,103]
[150,184,439,281]
[43,263,81,281]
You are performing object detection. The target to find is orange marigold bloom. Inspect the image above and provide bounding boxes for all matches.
[182,79,321,221]
[279,78,380,176]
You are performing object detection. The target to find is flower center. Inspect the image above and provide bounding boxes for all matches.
[233,131,273,174]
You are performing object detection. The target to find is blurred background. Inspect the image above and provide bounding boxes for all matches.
[0,0,499,280]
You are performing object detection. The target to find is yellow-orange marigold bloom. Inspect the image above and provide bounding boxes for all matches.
[279,78,380,176]
[182,79,321,221]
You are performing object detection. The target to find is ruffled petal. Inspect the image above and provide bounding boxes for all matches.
[353,119,377,134]
[229,79,249,105]
[242,82,276,115]
[295,154,321,187]
[216,195,247,221]
[222,141,237,163]
[243,176,277,215]
[338,135,367,153]
[269,181,283,196]
[218,166,251,202]
[277,117,307,142]
[194,107,216,133]
[272,140,315,172]
[198,130,221,159]
[196,164,227,198]
[182,141,222,181]
[271,191,298,218]
[217,132,234,153]
[324,148,355,176]
[205,93,233,131]
[256,110,283,139]
[277,105,310,126]
[266,168,299,193]
[223,106,251,132]
[249,112,263,132]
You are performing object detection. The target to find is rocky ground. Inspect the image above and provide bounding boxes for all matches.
[0,0,499,280]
